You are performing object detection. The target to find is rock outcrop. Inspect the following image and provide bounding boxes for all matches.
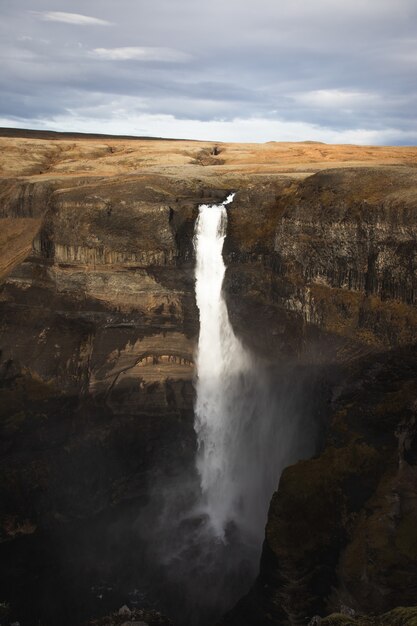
[311,605,417,625]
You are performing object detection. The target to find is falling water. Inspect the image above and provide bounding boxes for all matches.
[194,193,273,544]
[194,193,247,538]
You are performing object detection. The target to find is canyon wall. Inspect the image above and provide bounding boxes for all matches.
[0,133,417,624]
[222,167,417,625]
[0,166,211,622]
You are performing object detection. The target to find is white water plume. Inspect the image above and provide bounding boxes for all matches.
[194,193,260,539]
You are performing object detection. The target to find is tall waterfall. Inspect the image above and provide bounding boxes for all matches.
[132,193,318,626]
[194,194,258,540]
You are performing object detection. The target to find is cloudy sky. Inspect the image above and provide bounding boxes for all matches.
[1,0,417,143]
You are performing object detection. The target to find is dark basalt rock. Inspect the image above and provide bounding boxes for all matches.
[217,168,417,626]
[222,345,417,626]
[84,604,173,626]
[317,605,417,625]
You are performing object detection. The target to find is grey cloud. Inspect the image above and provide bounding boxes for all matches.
[0,0,416,142]
[31,11,112,26]
[91,46,191,62]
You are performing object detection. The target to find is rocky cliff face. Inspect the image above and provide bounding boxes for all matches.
[225,167,417,359]
[221,167,417,626]
[1,131,417,625]
[0,161,216,623]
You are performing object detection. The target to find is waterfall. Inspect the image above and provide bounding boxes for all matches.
[131,193,318,626]
[194,193,257,540]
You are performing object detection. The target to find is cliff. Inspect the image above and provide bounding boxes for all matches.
[222,171,417,624]
[0,130,417,625]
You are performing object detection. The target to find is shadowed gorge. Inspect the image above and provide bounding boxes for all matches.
[0,131,417,626]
